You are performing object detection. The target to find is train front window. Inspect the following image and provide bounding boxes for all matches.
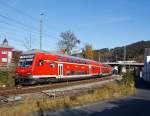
[18,55,34,67]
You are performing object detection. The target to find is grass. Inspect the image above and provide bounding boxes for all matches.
[0,79,136,116]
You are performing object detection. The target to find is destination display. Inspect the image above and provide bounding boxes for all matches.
[20,55,34,59]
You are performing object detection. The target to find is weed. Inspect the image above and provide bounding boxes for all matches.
[0,79,136,116]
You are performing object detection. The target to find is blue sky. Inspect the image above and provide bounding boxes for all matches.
[0,0,150,51]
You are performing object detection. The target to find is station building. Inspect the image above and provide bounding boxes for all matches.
[0,39,13,66]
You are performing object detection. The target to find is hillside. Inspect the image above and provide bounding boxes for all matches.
[93,40,150,62]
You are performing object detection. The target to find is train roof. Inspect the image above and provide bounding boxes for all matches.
[22,49,101,64]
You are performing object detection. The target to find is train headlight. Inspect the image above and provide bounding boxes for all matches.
[27,72,31,75]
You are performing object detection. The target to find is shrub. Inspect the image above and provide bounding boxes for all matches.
[121,71,134,86]
[0,66,15,87]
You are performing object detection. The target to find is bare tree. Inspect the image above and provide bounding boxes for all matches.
[23,37,29,50]
[23,33,32,50]
[58,30,80,55]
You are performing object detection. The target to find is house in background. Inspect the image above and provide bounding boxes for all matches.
[0,39,14,66]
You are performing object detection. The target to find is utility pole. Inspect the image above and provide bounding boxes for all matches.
[123,45,127,73]
[124,45,126,61]
[40,13,44,50]
[99,51,101,62]
[116,54,118,62]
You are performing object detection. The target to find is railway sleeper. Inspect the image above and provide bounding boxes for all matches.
[41,91,56,99]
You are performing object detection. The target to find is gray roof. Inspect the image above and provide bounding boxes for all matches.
[22,49,98,63]
[23,49,51,55]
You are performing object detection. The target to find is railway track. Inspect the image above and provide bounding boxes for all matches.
[0,75,116,97]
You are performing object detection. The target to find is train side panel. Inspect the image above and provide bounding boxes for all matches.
[16,51,112,84]
[32,53,58,78]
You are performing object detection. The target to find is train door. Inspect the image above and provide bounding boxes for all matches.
[100,66,102,75]
[58,64,63,78]
[89,65,92,74]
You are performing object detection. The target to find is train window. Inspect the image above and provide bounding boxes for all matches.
[38,60,43,66]
[73,59,76,63]
[81,71,84,75]
[66,58,69,62]
[75,71,78,75]
[78,60,80,63]
[67,70,71,75]
[72,70,75,75]
[76,59,78,63]
[85,71,87,74]
[71,59,74,63]
[78,71,81,75]
[68,58,71,62]
[50,61,55,68]
[58,56,62,61]
[69,58,72,62]
[80,60,82,64]
[74,59,77,63]
[26,61,32,67]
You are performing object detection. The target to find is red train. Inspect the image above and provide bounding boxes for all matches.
[15,50,112,84]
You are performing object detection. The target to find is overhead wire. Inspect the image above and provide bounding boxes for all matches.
[0,1,62,50]
[0,1,58,39]
[0,0,38,22]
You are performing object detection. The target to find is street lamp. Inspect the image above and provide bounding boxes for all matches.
[40,13,44,50]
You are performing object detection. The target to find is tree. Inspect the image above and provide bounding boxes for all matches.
[23,37,31,50]
[59,48,66,54]
[23,33,32,50]
[82,44,93,59]
[12,50,22,65]
[57,30,80,55]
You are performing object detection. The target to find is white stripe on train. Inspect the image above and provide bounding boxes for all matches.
[32,74,100,78]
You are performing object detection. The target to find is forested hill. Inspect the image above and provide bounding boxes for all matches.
[93,40,150,62]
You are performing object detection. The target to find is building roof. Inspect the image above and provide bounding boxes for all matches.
[0,38,13,48]
[3,38,8,45]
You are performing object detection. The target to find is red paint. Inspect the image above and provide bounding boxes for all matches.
[16,52,112,79]
[0,47,13,65]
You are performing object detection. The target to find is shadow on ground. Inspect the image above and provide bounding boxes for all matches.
[134,76,150,90]
[30,75,150,116]
[38,98,150,116]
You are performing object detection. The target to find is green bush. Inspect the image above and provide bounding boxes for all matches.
[0,66,15,87]
[121,71,134,86]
